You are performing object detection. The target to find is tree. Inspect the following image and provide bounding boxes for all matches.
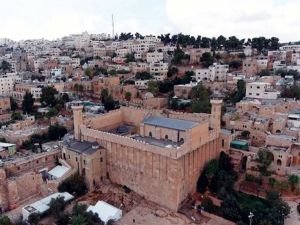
[124,92,132,102]
[0,60,11,72]
[56,213,71,225]
[85,67,93,79]
[103,95,117,111]
[197,172,208,193]
[147,81,159,96]
[101,89,109,103]
[58,174,87,197]
[48,124,67,140]
[10,97,18,111]
[135,71,153,80]
[11,112,22,121]
[221,195,241,222]
[125,53,135,63]
[190,84,211,113]
[28,213,40,225]
[241,130,250,139]
[288,174,299,191]
[71,214,88,225]
[49,196,66,216]
[22,91,34,114]
[200,52,214,67]
[40,86,58,107]
[232,80,246,103]
[257,149,273,176]
[201,197,215,213]
[46,107,58,118]
[0,216,13,225]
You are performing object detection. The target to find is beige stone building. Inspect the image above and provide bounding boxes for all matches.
[0,96,11,123]
[70,99,223,211]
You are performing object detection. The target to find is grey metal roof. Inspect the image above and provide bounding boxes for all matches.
[143,116,198,131]
[64,140,100,155]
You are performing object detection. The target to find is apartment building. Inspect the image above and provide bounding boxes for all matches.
[0,74,18,96]
[146,51,164,63]
[195,63,229,82]
[246,82,280,100]
[149,62,168,81]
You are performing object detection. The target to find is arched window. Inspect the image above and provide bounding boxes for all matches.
[149,132,152,137]
[277,159,282,166]
[165,135,168,140]
[276,130,281,134]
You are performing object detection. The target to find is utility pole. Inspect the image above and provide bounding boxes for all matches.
[112,14,115,40]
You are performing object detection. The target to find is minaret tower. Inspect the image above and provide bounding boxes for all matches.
[72,105,84,140]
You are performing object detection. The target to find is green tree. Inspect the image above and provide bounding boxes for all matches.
[104,95,117,111]
[11,112,22,121]
[71,214,88,225]
[125,53,135,63]
[58,174,87,197]
[101,89,109,103]
[221,195,241,222]
[85,67,93,79]
[190,84,211,113]
[0,60,11,72]
[232,80,246,103]
[201,197,215,213]
[10,97,18,111]
[0,216,13,225]
[49,196,66,216]
[257,149,273,176]
[135,71,153,80]
[200,52,214,67]
[125,91,132,102]
[147,81,159,96]
[48,124,67,140]
[56,213,71,225]
[22,91,34,114]
[40,86,58,107]
[197,172,208,193]
[288,174,299,191]
[28,213,40,225]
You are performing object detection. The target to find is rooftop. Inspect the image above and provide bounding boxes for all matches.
[64,140,101,155]
[143,116,199,131]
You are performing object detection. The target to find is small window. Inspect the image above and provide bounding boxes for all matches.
[165,135,168,140]
[222,139,225,147]
[100,158,103,163]
[149,132,152,137]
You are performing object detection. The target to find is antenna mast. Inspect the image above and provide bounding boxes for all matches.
[112,14,115,39]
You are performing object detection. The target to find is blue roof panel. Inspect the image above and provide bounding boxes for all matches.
[143,116,199,131]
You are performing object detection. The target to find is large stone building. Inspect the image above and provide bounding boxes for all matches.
[71,99,223,211]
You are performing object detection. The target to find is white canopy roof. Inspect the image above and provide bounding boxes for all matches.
[48,165,70,178]
[87,201,122,224]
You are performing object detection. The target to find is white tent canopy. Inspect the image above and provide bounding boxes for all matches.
[87,201,122,224]
[22,192,74,220]
[48,165,70,179]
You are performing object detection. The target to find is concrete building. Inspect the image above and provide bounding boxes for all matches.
[146,51,164,63]
[149,62,168,81]
[246,82,280,100]
[195,63,229,82]
[71,99,222,211]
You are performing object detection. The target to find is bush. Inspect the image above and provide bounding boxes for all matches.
[58,174,87,197]
[201,197,215,213]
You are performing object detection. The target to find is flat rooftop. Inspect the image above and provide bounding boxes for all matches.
[63,140,101,155]
[143,116,199,131]
[133,136,181,149]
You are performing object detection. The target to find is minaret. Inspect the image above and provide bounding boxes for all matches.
[72,105,84,140]
[210,99,223,135]
[112,14,115,39]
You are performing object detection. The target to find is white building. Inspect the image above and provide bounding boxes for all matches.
[51,68,62,76]
[149,62,168,81]
[246,82,280,100]
[22,192,74,221]
[116,48,131,57]
[287,113,300,128]
[135,80,149,89]
[280,45,300,52]
[146,51,163,63]
[195,63,229,82]
[30,87,42,99]
[0,74,19,96]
